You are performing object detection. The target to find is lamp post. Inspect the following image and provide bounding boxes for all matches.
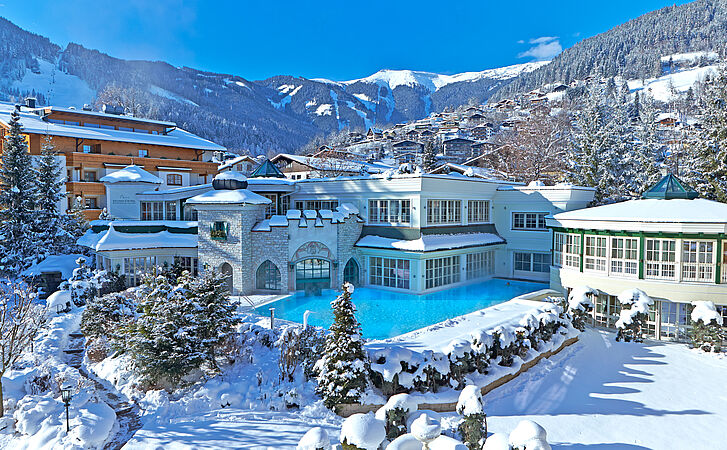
[61,387,72,433]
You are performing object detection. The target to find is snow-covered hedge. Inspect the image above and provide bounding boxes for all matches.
[690,301,724,353]
[368,303,574,395]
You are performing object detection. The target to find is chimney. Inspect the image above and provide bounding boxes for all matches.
[25,97,36,109]
[82,104,92,111]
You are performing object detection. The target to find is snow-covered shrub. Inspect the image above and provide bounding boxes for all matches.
[315,283,369,408]
[509,420,550,450]
[482,433,511,450]
[81,291,137,340]
[278,325,326,382]
[375,393,418,440]
[297,427,332,450]
[340,412,386,450]
[690,301,724,352]
[616,289,653,343]
[456,385,487,450]
[567,286,596,331]
[69,257,96,306]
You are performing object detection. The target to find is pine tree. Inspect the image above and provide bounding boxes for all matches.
[315,282,369,408]
[633,93,662,194]
[190,270,240,374]
[422,141,437,172]
[0,109,39,273]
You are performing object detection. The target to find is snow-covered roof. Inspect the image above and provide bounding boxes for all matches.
[87,225,197,251]
[43,105,177,126]
[0,103,225,151]
[271,153,393,174]
[21,254,88,279]
[356,233,505,252]
[214,171,247,182]
[218,154,257,171]
[138,184,212,201]
[550,198,727,224]
[185,189,271,205]
[99,165,162,184]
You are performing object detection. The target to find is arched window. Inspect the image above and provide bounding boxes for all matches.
[343,258,360,286]
[220,263,233,293]
[256,260,281,290]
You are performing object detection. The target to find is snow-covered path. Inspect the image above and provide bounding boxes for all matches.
[484,329,727,449]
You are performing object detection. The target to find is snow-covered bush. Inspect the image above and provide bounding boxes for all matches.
[375,393,418,440]
[81,290,137,361]
[315,283,369,408]
[340,412,386,450]
[456,385,487,450]
[297,427,332,450]
[616,289,653,343]
[279,325,326,382]
[509,420,550,450]
[690,301,724,352]
[567,286,596,331]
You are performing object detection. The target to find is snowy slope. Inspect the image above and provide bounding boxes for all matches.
[8,59,95,107]
[627,64,719,102]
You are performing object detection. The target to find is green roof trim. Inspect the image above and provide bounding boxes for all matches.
[250,159,286,178]
[641,173,699,200]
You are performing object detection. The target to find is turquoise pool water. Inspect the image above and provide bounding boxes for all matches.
[257,278,547,339]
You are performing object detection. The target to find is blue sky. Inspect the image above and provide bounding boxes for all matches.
[2,0,692,81]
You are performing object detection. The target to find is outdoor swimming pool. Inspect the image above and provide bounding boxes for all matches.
[257,278,548,339]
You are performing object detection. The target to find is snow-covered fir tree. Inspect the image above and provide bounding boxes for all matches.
[315,282,369,408]
[422,141,437,172]
[633,93,663,194]
[190,270,240,374]
[0,109,39,273]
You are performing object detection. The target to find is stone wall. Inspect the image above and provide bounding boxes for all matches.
[250,226,289,293]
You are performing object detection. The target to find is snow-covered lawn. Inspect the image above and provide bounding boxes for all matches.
[120,328,727,449]
[483,329,727,449]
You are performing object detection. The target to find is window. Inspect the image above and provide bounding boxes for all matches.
[512,212,548,230]
[611,237,638,276]
[183,204,198,221]
[294,200,339,211]
[426,199,461,225]
[681,240,714,282]
[645,239,676,280]
[368,199,411,224]
[467,200,490,223]
[262,194,278,218]
[141,201,163,220]
[99,124,114,130]
[723,241,727,283]
[83,171,97,182]
[84,197,97,209]
[256,260,281,290]
[211,221,228,240]
[82,144,91,153]
[123,256,156,287]
[564,234,581,269]
[514,252,551,273]
[369,257,410,289]
[119,126,133,132]
[425,256,461,289]
[584,236,607,271]
[174,256,199,276]
[660,302,693,340]
[84,122,100,128]
[716,305,727,327]
[165,201,177,221]
[138,149,148,158]
[466,251,494,280]
[553,232,565,267]
[295,259,330,281]
[167,174,182,186]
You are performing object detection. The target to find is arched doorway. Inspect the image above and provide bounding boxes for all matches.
[295,258,330,294]
[256,260,281,290]
[220,263,233,293]
[343,258,360,286]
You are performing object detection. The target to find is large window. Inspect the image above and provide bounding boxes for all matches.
[368,199,411,224]
[427,200,461,225]
[514,252,551,273]
[512,212,547,230]
[425,256,461,289]
[611,237,638,276]
[467,200,490,223]
[553,232,565,267]
[564,234,581,269]
[681,240,714,282]
[174,256,199,276]
[124,256,157,287]
[645,239,676,280]
[295,259,330,281]
[369,257,410,289]
[256,260,281,290]
[141,201,163,220]
[165,201,177,221]
[584,236,607,271]
[466,251,494,280]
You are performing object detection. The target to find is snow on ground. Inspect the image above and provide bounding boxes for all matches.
[479,329,727,449]
[149,85,199,107]
[627,65,718,102]
[10,59,96,107]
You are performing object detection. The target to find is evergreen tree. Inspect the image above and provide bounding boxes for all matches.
[0,109,39,273]
[422,141,437,172]
[633,93,662,194]
[691,317,723,353]
[190,270,240,374]
[315,282,369,408]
